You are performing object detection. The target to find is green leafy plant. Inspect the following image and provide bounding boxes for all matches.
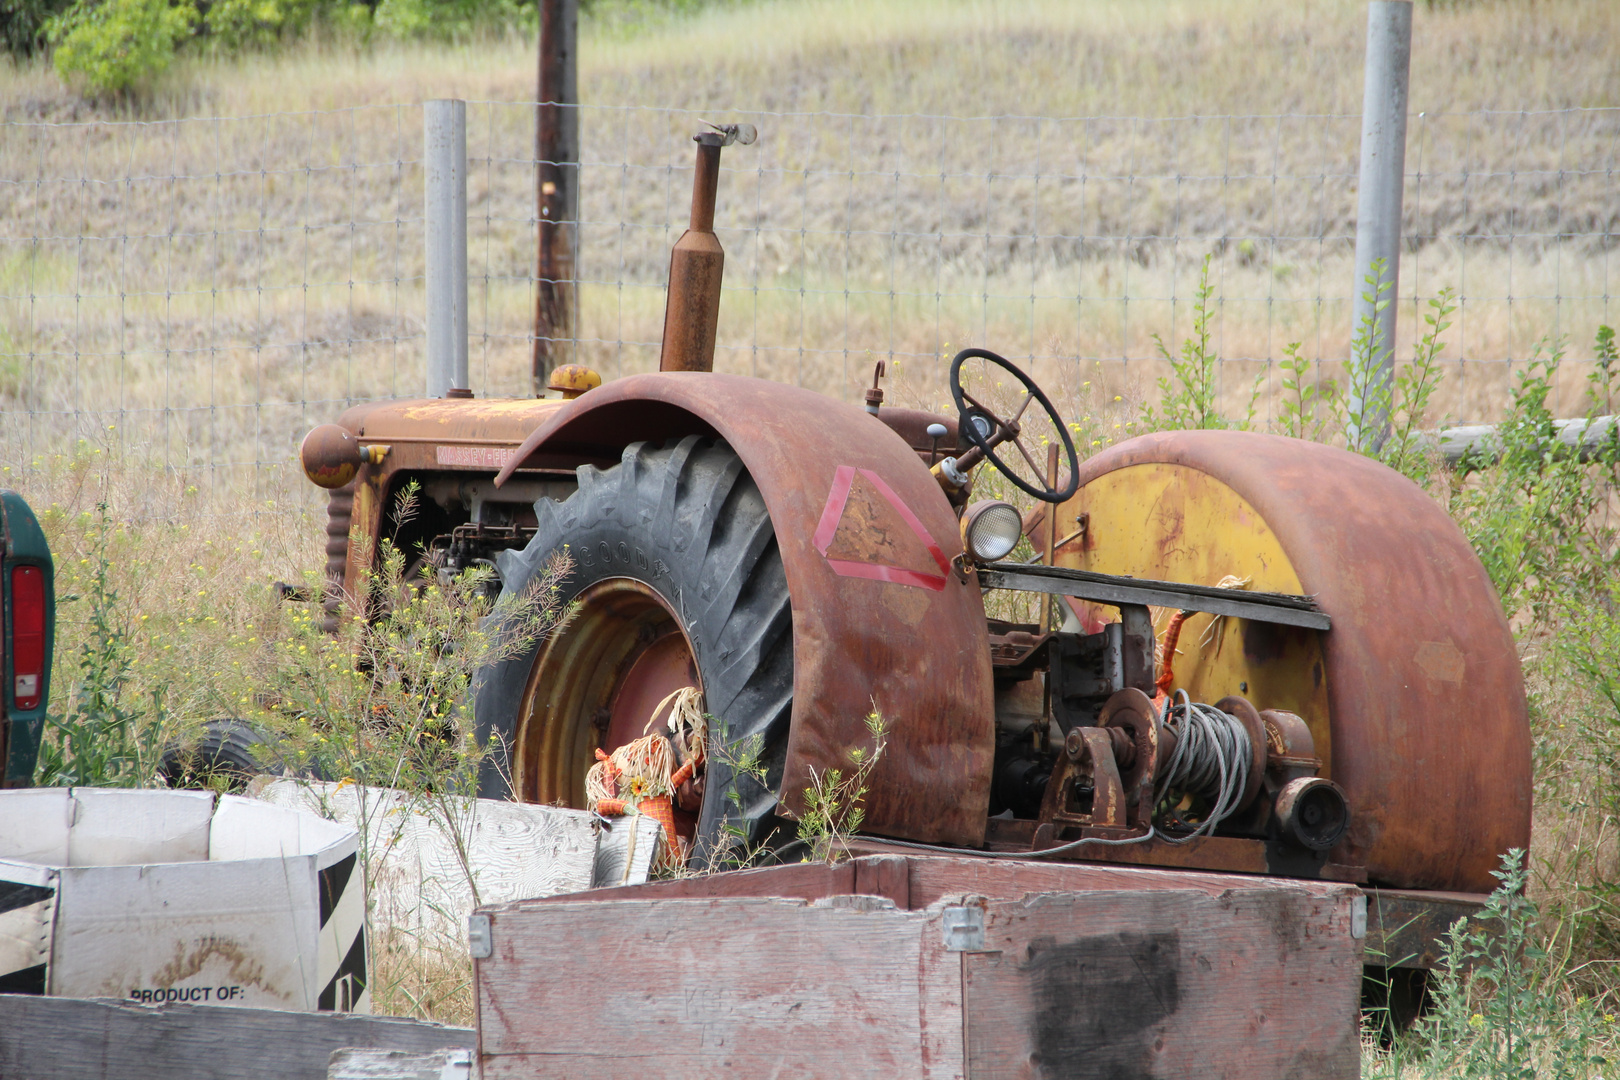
[1378,287,1458,481]
[1447,328,1620,621]
[1409,850,1608,1079]
[1276,340,1331,442]
[1341,257,1396,455]
[1143,253,1261,433]
[697,723,770,872]
[1,0,71,57]
[236,486,573,1021]
[258,487,572,798]
[200,0,319,51]
[796,708,888,863]
[35,503,171,786]
[1588,324,1617,417]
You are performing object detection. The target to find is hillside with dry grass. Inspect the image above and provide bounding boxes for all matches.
[1,0,1616,486]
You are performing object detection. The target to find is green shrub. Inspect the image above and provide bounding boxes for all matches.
[201,0,319,51]
[47,0,197,96]
[1385,851,1611,1079]
[2,0,75,57]
[250,481,573,795]
[1444,328,1620,623]
[1141,253,1261,433]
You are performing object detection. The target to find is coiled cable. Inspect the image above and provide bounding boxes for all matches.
[1152,690,1252,844]
[858,690,1254,859]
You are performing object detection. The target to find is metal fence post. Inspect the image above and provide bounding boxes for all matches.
[425,99,469,399]
[1349,0,1412,452]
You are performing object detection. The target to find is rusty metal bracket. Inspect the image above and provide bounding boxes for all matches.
[1039,726,1129,833]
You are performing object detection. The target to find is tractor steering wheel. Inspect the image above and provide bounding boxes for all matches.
[948,348,1081,504]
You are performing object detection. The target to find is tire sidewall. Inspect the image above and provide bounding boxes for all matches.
[475,460,737,798]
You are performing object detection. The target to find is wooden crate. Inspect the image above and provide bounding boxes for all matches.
[473,855,1363,1079]
[0,995,472,1080]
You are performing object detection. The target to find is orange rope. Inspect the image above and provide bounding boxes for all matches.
[1156,610,1190,696]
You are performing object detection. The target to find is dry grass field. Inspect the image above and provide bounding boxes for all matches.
[1,0,1616,513]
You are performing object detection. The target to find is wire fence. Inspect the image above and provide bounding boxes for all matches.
[1,101,1616,508]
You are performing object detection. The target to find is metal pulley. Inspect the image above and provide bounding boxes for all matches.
[1037,688,1349,854]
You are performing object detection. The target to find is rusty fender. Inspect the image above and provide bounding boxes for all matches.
[497,372,995,847]
[1071,432,1531,893]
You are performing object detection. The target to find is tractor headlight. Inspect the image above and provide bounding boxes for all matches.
[961,500,1023,563]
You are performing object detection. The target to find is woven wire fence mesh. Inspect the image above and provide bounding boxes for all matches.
[2,102,1616,510]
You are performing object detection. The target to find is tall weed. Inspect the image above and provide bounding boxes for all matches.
[247,482,574,900]
[1142,253,1261,433]
[1369,852,1612,1079]
[33,503,171,786]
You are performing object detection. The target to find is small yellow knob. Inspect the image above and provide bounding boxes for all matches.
[547,364,603,400]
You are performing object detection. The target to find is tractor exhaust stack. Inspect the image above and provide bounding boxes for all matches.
[658,122,755,373]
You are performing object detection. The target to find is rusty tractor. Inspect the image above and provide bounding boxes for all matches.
[297,125,1529,976]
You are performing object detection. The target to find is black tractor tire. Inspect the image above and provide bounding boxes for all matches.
[159,718,277,793]
[475,437,795,864]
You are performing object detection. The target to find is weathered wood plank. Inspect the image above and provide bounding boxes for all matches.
[903,855,1287,906]
[0,994,474,1080]
[917,906,965,1080]
[853,854,911,909]
[962,888,1362,1079]
[524,857,856,906]
[326,1048,470,1079]
[475,896,958,1080]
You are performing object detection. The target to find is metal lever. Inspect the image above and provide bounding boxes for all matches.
[927,422,947,465]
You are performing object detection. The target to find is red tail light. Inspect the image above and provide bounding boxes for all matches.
[11,565,44,710]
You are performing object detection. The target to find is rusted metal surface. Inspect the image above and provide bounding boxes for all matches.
[337,397,570,454]
[1050,460,1338,780]
[494,371,996,847]
[872,407,958,466]
[321,485,355,633]
[514,577,697,808]
[300,424,363,490]
[606,632,697,750]
[659,141,724,373]
[319,397,578,618]
[1066,431,1531,893]
[1365,887,1488,969]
